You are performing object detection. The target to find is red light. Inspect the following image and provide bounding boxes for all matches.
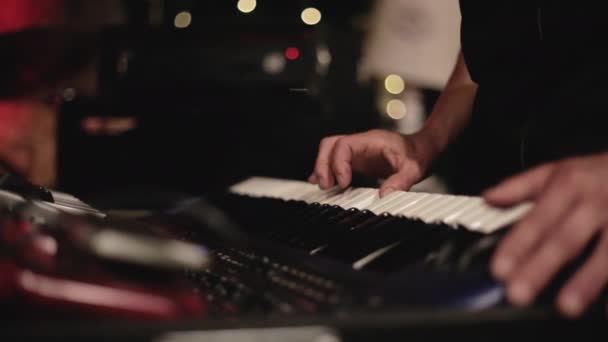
[285,47,300,60]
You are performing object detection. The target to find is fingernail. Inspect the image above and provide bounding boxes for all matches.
[508,281,533,306]
[493,257,514,279]
[561,293,583,317]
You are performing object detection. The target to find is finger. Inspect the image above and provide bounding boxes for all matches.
[491,181,578,280]
[557,231,608,318]
[382,146,403,172]
[504,203,600,307]
[313,136,342,189]
[331,137,372,189]
[483,163,555,206]
[308,173,319,184]
[330,138,355,189]
[379,167,419,197]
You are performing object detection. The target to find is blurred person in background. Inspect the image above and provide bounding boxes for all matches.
[0,100,57,186]
[309,2,608,318]
[0,0,64,186]
[0,0,123,186]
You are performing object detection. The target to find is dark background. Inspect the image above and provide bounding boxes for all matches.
[0,0,524,205]
[55,0,390,206]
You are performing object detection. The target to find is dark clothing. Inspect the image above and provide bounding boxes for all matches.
[458,1,608,169]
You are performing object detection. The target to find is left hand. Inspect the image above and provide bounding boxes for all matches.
[483,153,608,318]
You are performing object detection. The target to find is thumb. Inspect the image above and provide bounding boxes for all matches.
[379,168,420,197]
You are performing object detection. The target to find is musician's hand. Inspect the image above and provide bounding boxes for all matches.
[483,153,608,318]
[308,129,433,196]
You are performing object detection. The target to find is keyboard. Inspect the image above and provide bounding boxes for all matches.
[229,176,532,235]
[2,176,607,341]
[160,176,542,318]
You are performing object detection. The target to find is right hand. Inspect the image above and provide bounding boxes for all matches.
[308,129,434,197]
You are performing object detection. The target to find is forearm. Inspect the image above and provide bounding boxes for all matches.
[410,51,478,164]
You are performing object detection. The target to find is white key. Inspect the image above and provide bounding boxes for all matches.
[228,177,257,193]
[290,187,323,202]
[278,183,315,200]
[340,188,376,210]
[422,194,455,216]
[369,192,421,215]
[301,187,341,203]
[297,188,327,203]
[422,196,471,224]
[229,177,531,235]
[391,194,434,218]
[415,195,458,223]
[469,207,504,230]
[366,191,411,213]
[244,177,285,197]
[329,188,368,208]
[410,195,450,220]
[319,191,351,206]
[442,197,483,226]
[482,202,533,233]
[343,189,379,210]
[456,201,495,230]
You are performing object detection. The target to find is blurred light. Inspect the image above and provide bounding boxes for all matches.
[262,52,286,74]
[117,51,132,75]
[386,99,407,120]
[174,11,192,28]
[315,46,331,75]
[81,117,138,136]
[62,88,76,102]
[81,117,104,135]
[105,117,138,136]
[237,0,257,13]
[33,235,57,255]
[285,47,300,60]
[301,7,322,25]
[316,47,332,66]
[19,270,174,315]
[384,74,405,95]
[91,230,209,270]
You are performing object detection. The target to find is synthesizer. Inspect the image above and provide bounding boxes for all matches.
[1,176,607,341]
[164,176,541,316]
[185,176,608,316]
[229,176,533,235]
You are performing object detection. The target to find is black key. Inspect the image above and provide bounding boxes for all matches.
[326,207,360,224]
[316,217,398,261]
[266,205,341,246]
[300,212,390,249]
[288,210,382,251]
[295,202,326,218]
[318,216,419,263]
[361,222,455,273]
